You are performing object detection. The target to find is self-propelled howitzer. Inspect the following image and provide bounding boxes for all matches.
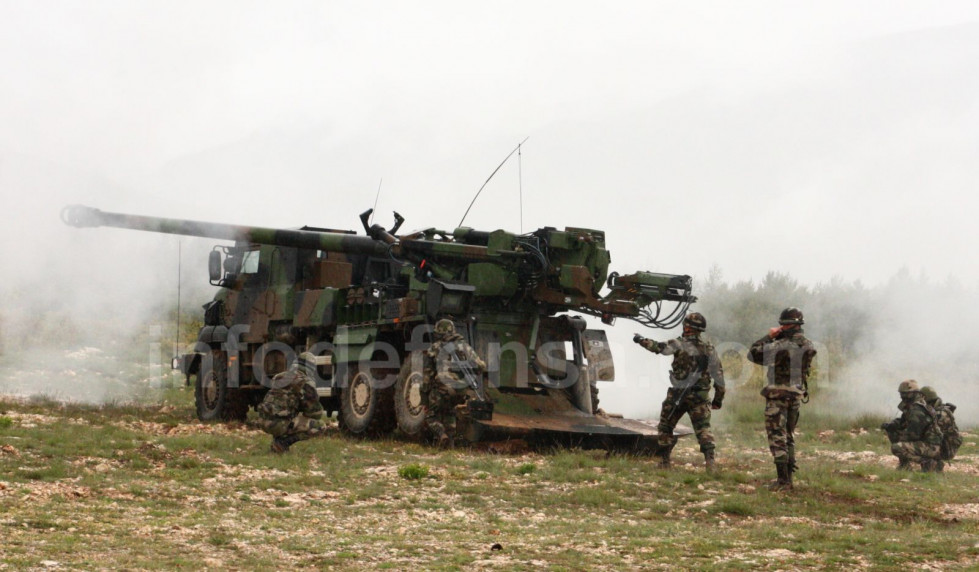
[62,204,696,450]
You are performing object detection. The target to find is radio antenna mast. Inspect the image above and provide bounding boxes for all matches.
[369,178,382,225]
[174,240,181,373]
[459,136,529,228]
[518,142,524,233]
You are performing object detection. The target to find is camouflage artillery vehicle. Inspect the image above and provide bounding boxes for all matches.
[62,204,696,450]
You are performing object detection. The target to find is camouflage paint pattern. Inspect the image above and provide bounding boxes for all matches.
[764,391,801,461]
[890,441,941,467]
[747,330,817,392]
[640,333,723,455]
[63,204,698,444]
[657,388,715,454]
[639,334,724,392]
[422,334,486,440]
[256,369,325,439]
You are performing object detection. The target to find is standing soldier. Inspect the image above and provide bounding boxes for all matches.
[423,319,487,448]
[256,352,327,453]
[634,312,725,470]
[747,307,816,491]
[881,380,943,471]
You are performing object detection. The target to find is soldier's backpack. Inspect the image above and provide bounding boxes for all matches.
[936,403,962,461]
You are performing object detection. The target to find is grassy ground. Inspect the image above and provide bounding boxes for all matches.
[0,389,977,570]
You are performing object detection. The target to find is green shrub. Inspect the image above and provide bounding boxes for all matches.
[516,463,536,475]
[0,416,12,429]
[398,463,429,480]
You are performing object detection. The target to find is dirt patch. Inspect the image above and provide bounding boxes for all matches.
[110,420,263,437]
[0,478,92,500]
[938,503,979,521]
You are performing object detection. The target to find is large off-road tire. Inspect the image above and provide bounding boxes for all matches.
[195,349,249,422]
[394,358,427,438]
[338,362,395,437]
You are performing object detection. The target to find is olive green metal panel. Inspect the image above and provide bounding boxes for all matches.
[468,263,517,297]
[334,326,378,363]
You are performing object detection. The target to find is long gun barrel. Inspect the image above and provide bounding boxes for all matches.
[63,204,696,327]
[61,204,392,257]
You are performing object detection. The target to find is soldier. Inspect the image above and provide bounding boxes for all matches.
[423,319,487,448]
[256,352,327,453]
[920,385,962,470]
[881,381,943,471]
[634,312,725,470]
[747,307,816,491]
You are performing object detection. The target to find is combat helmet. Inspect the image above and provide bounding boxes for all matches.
[296,352,318,377]
[898,379,919,394]
[683,312,707,332]
[434,319,456,336]
[919,386,938,403]
[778,307,805,325]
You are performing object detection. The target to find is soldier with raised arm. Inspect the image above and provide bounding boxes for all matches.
[634,312,725,470]
[747,307,816,491]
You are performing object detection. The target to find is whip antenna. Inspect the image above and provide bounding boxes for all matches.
[174,240,182,381]
[369,178,382,225]
[518,142,524,233]
[459,137,529,228]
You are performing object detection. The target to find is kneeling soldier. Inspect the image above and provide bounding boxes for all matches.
[882,380,942,471]
[257,352,327,453]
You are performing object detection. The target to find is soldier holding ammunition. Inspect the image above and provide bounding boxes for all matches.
[881,380,943,471]
[748,307,816,491]
[634,312,725,470]
[256,352,327,453]
[423,319,487,448]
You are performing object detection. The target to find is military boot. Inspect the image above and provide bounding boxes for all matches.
[897,458,912,471]
[769,461,793,491]
[270,433,302,454]
[787,455,798,476]
[921,459,944,473]
[658,445,674,469]
[704,449,717,472]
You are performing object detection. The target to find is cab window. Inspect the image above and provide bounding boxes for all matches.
[241,249,260,274]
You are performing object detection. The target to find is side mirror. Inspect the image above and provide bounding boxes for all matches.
[208,250,223,282]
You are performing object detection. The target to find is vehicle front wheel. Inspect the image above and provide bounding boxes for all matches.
[195,349,248,422]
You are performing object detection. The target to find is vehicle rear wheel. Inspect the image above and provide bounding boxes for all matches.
[195,349,249,422]
[394,358,427,437]
[338,363,395,436]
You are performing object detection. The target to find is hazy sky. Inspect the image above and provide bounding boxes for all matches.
[2,3,978,415]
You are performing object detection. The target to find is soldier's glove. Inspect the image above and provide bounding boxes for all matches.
[633,334,644,344]
[711,398,723,410]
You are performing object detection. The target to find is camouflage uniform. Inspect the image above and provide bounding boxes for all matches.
[883,385,941,471]
[640,333,724,468]
[423,321,487,447]
[748,322,816,488]
[256,355,326,453]
[922,388,961,469]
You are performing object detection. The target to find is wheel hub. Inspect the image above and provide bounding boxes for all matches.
[351,371,372,415]
[202,372,219,408]
[405,372,424,416]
